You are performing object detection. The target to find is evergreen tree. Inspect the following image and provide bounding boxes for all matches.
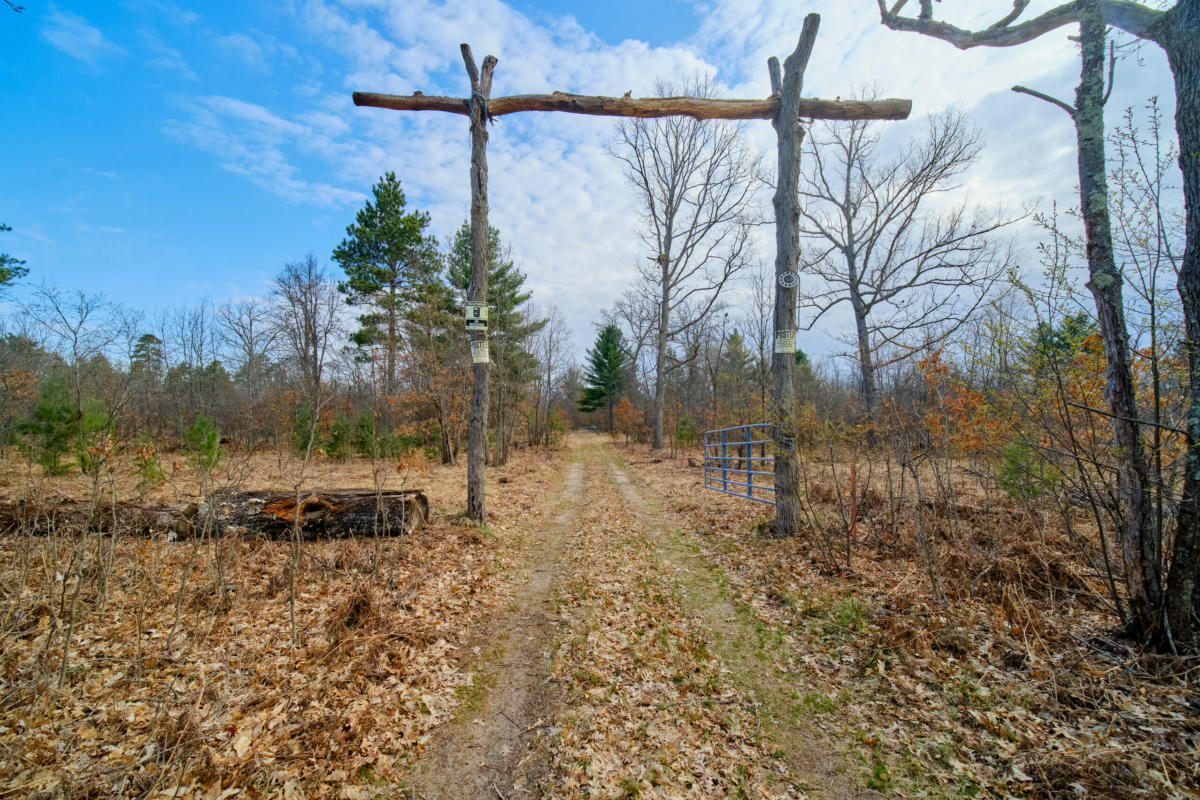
[0,223,28,294]
[579,324,628,433]
[18,376,75,476]
[447,221,545,463]
[130,333,165,382]
[404,260,468,464]
[333,172,439,399]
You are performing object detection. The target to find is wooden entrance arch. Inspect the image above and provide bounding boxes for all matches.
[352,13,912,533]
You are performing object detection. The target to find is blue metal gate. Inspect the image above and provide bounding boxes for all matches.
[702,423,776,505]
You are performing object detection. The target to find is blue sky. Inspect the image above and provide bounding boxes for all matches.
[0,1,1177,361]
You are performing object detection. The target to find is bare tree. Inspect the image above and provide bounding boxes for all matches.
[271,255,341,419]
[218,299,278,447]
[26,286,117,429]
[611,77,761,449]
[796,107,1013,421]
[877,0,1199,653]
[529,305,571,447]
[742,264,774,424]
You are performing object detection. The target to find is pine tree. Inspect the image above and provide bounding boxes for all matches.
[578,325,628,433]
[333,173,439,399]
[0,223,28,295]
[447,221,545,463]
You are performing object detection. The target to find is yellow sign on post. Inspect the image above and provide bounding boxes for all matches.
[465,302,488,331]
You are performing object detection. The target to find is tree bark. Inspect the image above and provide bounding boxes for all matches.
[653,271,669,449]
[354,91,910,122]
[464,45,497,523]
[851,291,876,420]
[1074,3,1161,640]
[1165,0,1200,649]
[770,14,820,538]
[0,489,429,539]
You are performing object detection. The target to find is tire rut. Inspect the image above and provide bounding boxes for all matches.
[404,458,585,799]
[602,447,875,799]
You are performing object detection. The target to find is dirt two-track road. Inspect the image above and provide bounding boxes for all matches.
[405,436,867,799]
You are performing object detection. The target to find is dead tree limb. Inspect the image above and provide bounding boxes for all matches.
[352,91,911,122]
[0,489,429,539]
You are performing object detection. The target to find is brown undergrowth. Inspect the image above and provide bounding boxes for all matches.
[634,444,1199,798]
[0,445,565,799]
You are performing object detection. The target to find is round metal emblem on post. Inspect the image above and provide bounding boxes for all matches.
[777,270,798,289]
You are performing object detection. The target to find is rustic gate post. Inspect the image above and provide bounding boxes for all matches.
[463,44,497,523]
[352,20,908,528]
[769,14,819,537]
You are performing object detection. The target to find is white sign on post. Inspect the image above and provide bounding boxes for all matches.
[774,329,797,355]
[470,339,490,364]
[464,302,488,331]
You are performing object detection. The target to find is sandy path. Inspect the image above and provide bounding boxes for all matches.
[404,457,585,799]
[602,448,873,799]
[406,439,867,798]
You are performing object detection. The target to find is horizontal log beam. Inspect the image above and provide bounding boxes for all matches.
[352,91,912,122]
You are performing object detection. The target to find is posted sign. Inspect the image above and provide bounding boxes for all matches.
[464,302,488,331]
[470,339,490,364]
[774,329,797,354]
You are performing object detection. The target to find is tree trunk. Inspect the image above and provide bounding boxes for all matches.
[653,276,669,449]
[464,46,497,523]
[770,14,820,538]
[1076,3,1160,640]
[1165,0,1200,650]
[851,293,876,419]
[0,489,429,539]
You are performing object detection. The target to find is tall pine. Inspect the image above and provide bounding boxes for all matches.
[578,324,628,433]
[333,172,439,401]
[448,222,544,463]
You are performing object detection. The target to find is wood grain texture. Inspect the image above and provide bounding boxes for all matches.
[353,91,912,121]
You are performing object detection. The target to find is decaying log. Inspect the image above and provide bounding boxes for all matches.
[352,91,912,122]
[0,489,429,539]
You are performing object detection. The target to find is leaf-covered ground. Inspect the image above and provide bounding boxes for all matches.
[633,448,1200,799]
[3,437,1196,798]
[0,447,559,798]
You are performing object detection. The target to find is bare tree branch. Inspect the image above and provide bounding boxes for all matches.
[877,0,1166,48]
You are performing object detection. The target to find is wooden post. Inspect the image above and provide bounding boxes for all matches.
[770,13,819,537]
[350,21,909,528]
[463,44,497,523]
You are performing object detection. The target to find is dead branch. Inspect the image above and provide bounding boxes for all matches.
[353,91,912,122]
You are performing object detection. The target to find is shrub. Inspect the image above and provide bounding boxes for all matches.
[185,414,221,472]
[352,410,377,457]
[133,441,166,489]
[998,436,1057,500]
[676,415,699,449]
[326,412,353,461]
[75,398,112,476]
[292,407,317,454]
[18,377,75,476]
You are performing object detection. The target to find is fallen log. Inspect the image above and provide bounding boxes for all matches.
[0,489,429,539]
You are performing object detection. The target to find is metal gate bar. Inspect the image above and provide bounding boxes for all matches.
[702,423,776,505]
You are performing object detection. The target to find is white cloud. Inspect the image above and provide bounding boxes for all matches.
[41,8,126,66]
[141,26,198,80]
[163,96,366,208]
[166,0,1177,358]
[215,30,302,71]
